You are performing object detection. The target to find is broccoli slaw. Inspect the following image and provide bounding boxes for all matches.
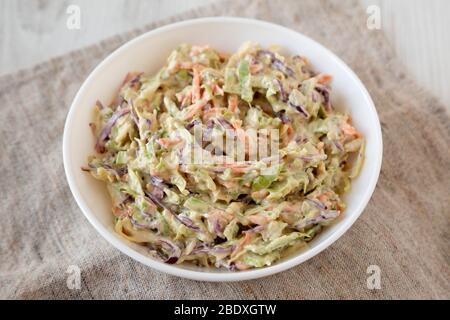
[83,43,364,270]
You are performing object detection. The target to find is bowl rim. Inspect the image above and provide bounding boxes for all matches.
[63,16,383,282]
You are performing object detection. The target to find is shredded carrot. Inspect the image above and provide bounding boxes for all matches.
[250,190,269,201]
[234,261,251,270]
[286,125,294,139]
[181,91,192,107]
[348,115,353,123]
[228,94,239,113]
[317,73,333,84]
[232,167,250,173]
[202,107,223,122]
[222,162,251,173]
[157,138,182,148]
[192,67,202,103]
[223,162,251,170]
[248,214,270,225]
[230,119,242,129]
[176,62,206,72]
[231,232,254,258]
[341,121,362,138]
[182,100,208,120]
[112,206,131,218]
[318,191,333,203]
[213,83,224,96]
[280,124,294,144]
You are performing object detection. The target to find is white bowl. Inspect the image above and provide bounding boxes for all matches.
[63,17,382,281]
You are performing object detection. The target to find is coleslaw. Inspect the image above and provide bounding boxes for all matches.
[83,43,364,270]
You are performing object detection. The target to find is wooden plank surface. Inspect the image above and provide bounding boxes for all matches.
[1,0,449,109]
[360,0,450,109]
[0,0,210,72]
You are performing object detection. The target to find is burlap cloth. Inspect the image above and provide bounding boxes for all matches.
[1,0,449,299]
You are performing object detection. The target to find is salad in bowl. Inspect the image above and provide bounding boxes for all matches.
[82,42,364,271]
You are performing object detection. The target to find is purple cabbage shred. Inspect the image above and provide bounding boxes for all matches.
[95,108,131,153]
[288,102,309,118]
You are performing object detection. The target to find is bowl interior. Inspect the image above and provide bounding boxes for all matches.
[63,18,382,281]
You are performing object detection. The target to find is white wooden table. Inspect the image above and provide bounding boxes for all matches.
[1,0,449,109]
